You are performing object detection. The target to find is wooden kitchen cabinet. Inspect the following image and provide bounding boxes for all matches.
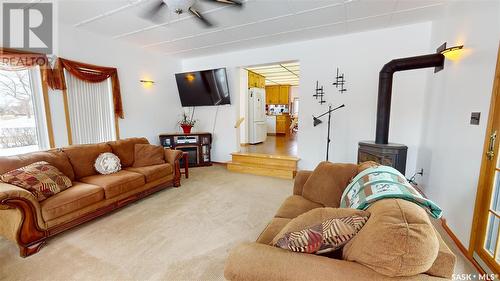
[248,71,265,88]
[276,114,291,135]
[266,85,290,105]
[279,85,290,105]
[261,76,266,87]
[265,85,279,104]
[248,72,256,88]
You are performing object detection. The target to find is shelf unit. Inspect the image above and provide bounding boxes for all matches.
[159,132,212,167]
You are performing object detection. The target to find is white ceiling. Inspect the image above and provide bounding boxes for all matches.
[247,62,300,86]
[58,0,447,58]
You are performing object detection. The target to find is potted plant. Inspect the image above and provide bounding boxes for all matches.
[178,111,196,134]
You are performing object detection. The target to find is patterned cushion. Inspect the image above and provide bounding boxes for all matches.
[95,152,121,175]
[0,161,72,202]
[274,214,368,254]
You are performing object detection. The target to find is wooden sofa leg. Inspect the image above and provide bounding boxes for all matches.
[19,240,46,257]
[174,178,181,187]
[173,159,181,188]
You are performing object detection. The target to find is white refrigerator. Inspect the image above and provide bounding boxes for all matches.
[248,88,267,144]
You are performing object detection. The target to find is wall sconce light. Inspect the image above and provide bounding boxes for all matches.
[437,42,465,62]
[441,45,464,55]
[140,80,155,88]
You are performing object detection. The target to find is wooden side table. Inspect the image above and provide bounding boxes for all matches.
[180,152,189,179]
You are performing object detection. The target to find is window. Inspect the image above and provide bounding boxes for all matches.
[0,67,50,156]
[64,70,116,144]
[292,97,299,116]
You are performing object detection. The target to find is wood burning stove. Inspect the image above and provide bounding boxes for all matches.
[358,141,407,174]
[358,52,445,175]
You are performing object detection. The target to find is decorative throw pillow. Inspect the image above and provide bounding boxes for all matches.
[273,208,370,254]
[0,161,72,202]
[132,144,165,168]
[95,152,121,175]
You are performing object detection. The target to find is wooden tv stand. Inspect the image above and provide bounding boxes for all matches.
[159,132,212,167]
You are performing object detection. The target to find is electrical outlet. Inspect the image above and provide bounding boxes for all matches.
[471,112,481,125]
[417,168,424,176]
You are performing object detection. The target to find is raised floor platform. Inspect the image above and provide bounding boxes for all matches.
[227,152,299,179]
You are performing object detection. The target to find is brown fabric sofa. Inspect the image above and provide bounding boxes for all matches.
[225,165,457,281]
[0,137,182,257]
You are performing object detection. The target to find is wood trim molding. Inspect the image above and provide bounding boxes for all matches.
[40,68,55,148]
[469,44,500,257]
[114,116,120,140]
[61,88,73,145]
[441,218,486,275]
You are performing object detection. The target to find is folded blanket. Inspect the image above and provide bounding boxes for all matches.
[340,165,442,219]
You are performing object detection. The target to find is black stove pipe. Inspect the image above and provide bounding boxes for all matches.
[375,53,445,144]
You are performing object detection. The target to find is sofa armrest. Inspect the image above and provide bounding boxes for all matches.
[164,148,183,187]
[224,243,447,281]
[0,182,47,254]
[0,182,46,228]
[293,170,312,195]
[164,148,183,165]
[0,182,38,203]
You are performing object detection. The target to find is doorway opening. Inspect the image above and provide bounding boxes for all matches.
[240,61,299,157]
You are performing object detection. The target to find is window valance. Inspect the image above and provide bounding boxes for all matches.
[51,58,124,119]
[1,50,124,119]
[0,48,53,86]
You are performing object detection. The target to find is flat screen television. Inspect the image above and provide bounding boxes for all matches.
[175,68,231,107]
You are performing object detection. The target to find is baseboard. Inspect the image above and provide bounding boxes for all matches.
[212,162,227,166]
[440,218,485,274]
[267,133,276,136]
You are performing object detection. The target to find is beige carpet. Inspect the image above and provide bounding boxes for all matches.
[0,165,478,280]
[0,165,292,280]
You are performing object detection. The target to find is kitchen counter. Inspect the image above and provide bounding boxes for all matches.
[276,114,291,135]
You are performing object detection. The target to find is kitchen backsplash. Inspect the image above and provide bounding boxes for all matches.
[268,105,289,115]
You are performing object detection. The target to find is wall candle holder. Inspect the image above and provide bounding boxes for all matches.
[313,81,326,104]
[332,67,347,93]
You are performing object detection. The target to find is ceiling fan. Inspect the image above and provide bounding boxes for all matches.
[141,0,243,27]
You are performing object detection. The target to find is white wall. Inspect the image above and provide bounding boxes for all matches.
[49,24,182,147]
[239,69,249,144]
[291,86,300,100]
[416,1,500,248]
[181,22,432,170]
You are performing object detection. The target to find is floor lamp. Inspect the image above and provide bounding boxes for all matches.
[312,104,345,161]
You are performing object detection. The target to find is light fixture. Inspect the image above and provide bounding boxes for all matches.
[441,45,464,55]
[140,80,155,88]
[313,117,322,127]
[164,0,195,14]
[436,42,465,64]
[312,104,345,161]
